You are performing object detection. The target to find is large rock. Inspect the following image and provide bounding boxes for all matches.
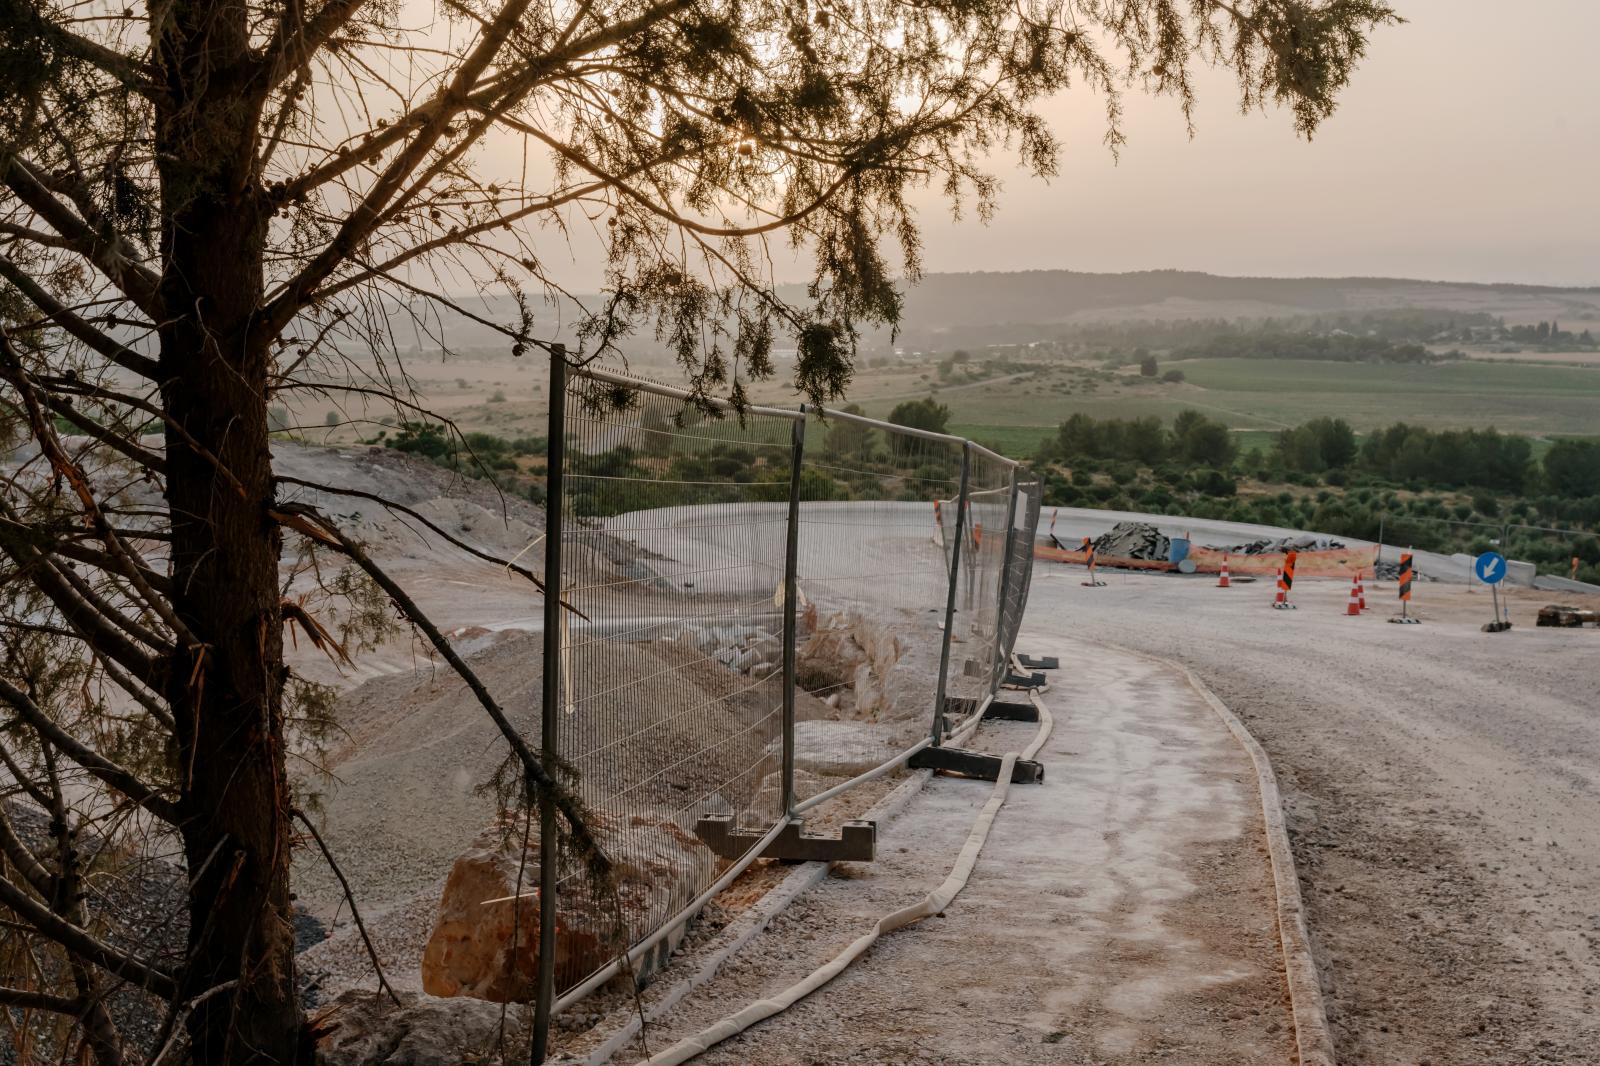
[420,812,715,1002]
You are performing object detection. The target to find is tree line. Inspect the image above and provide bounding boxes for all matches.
[1272,421,1600,499]
[1036,410,1239,470]
[1169,330,1457,365]
[1031,411,1600,580]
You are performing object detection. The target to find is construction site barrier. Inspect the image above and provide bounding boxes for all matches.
[1390,551,1421,624]
[1185,544,1372,578]
[1035,541,1375,579]
[532,363,1041,1047]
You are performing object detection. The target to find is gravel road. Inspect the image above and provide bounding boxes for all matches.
[1045,564,1600,1064]
[580,629,1293,1065]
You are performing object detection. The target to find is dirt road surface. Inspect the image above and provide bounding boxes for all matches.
[589,633,1295,1066]
[1042,564,1600,1064]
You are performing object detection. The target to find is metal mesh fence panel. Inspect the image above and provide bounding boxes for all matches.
[551,375,799,993]
[535,367,1043,1012]
[945,448,1013,707]
[995,467,1042,678]
[789,409,967,800]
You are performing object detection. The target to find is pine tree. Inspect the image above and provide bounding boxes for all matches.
[0,0,1397,1057]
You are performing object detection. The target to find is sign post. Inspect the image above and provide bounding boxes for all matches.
[1475,550,1512,632]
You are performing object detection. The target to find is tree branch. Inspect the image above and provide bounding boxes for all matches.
[274,474,591,616]
[0,803,54,898]
[0,984,81,1014]
[269,502,610,872]
[290,808,401,1007]
[0,331,194,647]
[0,523,165,690]
[261,0,694,332]
[38,392,168,475]
[2,160,163,319]
[0,873,179,999]
[0,677,180,825]
[0,253,161,380]
[258,0,372,90]
[4,0,156,93]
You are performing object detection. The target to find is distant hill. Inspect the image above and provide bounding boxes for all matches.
[829,270,1600,351]
[424,270,1600,359]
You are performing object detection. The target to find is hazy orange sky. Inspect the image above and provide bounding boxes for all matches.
[509,1,1599,292]
[911,0,1600,286]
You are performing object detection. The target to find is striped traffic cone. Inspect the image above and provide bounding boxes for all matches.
[1346,574,1362,616]
[1356,571,1368,612]
[1271,568,1287,608]
[1217,555,1232,588]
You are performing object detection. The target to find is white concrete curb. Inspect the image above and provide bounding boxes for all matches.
[1102,642,1337,1066]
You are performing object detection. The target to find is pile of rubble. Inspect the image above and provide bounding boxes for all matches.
[1374,559,1429,582]
[677,621,781,676]
[1536,604,1599,628]
[1089,522,1171,561]
[1065,523,1353,563]
[1219,533,1348,555]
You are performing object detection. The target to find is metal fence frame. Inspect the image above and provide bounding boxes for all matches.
[531,363,1039,1057]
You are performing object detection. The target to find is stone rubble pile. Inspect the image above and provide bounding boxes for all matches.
[1217,532,1348,555]
[1374,559,1429,581]
[1090,522,1171,561]
[675,622,781,676]
[1078,522,1349,562]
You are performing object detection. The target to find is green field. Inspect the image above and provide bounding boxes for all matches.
[844,358,1600,457]
[949,423,1055,457]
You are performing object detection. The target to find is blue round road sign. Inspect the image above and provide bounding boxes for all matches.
[1474,551,1507,585]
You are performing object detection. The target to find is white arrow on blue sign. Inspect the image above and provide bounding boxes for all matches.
[1474,551,1508,585]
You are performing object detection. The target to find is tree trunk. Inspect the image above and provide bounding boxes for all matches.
[155,1,302,1060]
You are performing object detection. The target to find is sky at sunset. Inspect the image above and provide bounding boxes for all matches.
[907,0,1600,286]
[519,1,1600,291]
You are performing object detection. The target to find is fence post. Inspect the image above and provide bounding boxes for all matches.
[1376,511,1386,585]
[931,442,971,747]
[991,469,1021,687]
[780,410,807,820]
[531,347,567,1064]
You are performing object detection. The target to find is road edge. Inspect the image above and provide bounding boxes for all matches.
[1101,641,1337,1066]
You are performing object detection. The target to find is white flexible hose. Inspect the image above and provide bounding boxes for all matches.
[634,688,1054,1066]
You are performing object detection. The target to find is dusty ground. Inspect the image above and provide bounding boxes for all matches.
[1043,564,1600,1065]
[574,635,1293,1066]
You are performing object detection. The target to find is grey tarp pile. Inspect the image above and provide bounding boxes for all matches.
[1218,533,1348,555]
[1090,522,1171,561]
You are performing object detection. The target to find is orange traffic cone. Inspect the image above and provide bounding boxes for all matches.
[1272,568,1287,608]
[1356,571,1368,612]
[1217,555,1232,588]
[1346,574,1362,616]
